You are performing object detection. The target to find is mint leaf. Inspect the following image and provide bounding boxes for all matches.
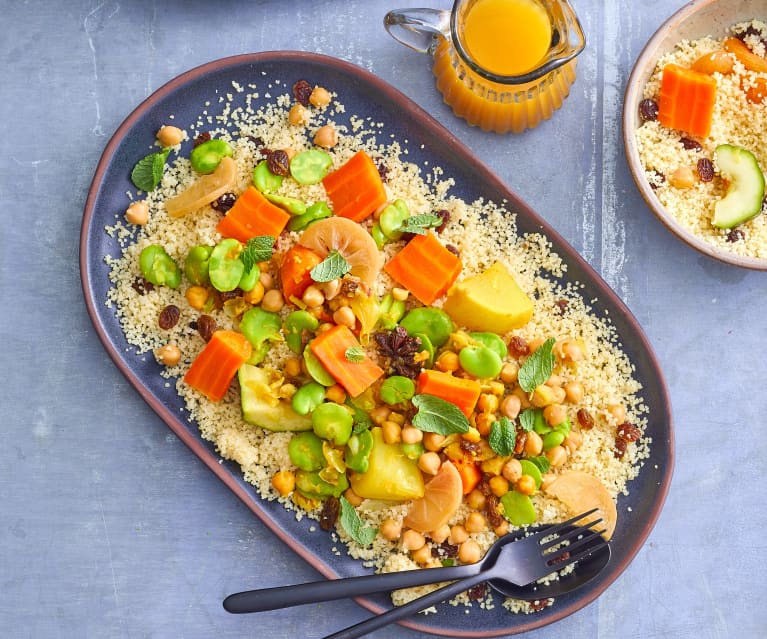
[240,236,275,272]
[344,346,365,363]
[131,149,169,192]
[488,417,516,456]
[519,408,536,432]
[339,496,377,546]
[518,338,556,392]
[310,249,352,282]
[411,394,470,435]
[527,455,551,474]
[398,213,443,236]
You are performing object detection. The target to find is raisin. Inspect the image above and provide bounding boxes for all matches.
[219,288,243,302]
[131,277,154,295]
[193,131,211,147]
[467,583,487,601]
[247,135,265,149]
[197,314,217,342]
[697,158,714,182]
[577,408,595,430]
[434,209,450,233]
[267,149,290,177]
[445,244,460,256]
[555,299,569,315]
[318,497,340,531]
[617,422,642,442]
[726,228,745,243]
[432,541,459,558]
[508,336,530,358]
[211,192,237,213]
[484,494,504,528]
[680,137,702,151]
[293,79,313,106]
[529,598,553,612]
[376,159,389,183]
[614,437,627,459]
[648,169,666,190]
[158,305,180,330]
[514,431,528,455]
[638,98,658,122]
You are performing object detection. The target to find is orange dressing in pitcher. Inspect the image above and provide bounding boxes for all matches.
[462,0,552,75]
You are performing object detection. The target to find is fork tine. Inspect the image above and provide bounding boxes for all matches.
[532,508,599,540]
[548,531,608,571]
[539,517,603,552]
[546,527,607,564]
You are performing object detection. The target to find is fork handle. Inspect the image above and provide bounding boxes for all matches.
[223,562,480,614]
[323,571,489,639]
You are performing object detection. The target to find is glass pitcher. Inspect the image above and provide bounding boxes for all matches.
[384,0,586,134]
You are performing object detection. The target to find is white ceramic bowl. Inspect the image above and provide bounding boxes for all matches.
[623,0,767,270]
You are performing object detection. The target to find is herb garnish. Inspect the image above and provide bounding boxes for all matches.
[518,408,537,432]
[310,249,352,282]
[131,149,170,192]
[411,394,470,435]
[518,337,556,392]
[344,346,365,363]
[240,236,275,272]
[527,455,551,474]
[339,496,377,546]
[397,213,443,236]
[488,417,516,456]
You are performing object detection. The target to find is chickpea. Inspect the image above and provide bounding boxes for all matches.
[259,271,274,290]
[343,487,364,507]
[401,425,423,444]
[155,343,181,366]
[309,86,332,107]
[242,281,265,305]
[494,520,510,536]
[271,470,295,496]
[423,432,445,451]
[369,405,391,425]
[500,394,522,420]
[284,357,302,378]
[401,529,426,551]
[547,374,564,387]
[527,337,545,353]
[185,285,209,310]
[435,351,460,372]
[411,544,433,565]
[608,403,626,423]
[515,474,536,496]
[546,445,568,467]
[325,384,347,404]
[382,420,402,445]
[391,287,409,302]
[465,489,486,510]
[512,386,531,409]
[540,473,557,492]
[499,361,519,384]
[523,430,543,457]
[302,284,325,308]
[156,124,184,147]
[261,289,284,312]
[314,124,338,149]
[564,430,583,454]
[448,524,469,545]
[125,201,149,225]
[288,103,310,126]
[564,380,584,404]
[333,306,356,329]
[430,524,451,544]
[388,411,405,425]
[465,512,487,533]
[380,518,402,541]
[502,458,522,483]
[458,539,481,564]
[319,278,341,301]
[543,404,568,427]
[531,384,555,407]
[670,165,695,189]
[418,451,441,475]
[488,475,509,497]
[474,412,495,437]
[477,393,499,414]
[550,386,567,404]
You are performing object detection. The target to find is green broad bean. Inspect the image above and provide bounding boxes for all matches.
[303,343,336,386]
[287,201,332,232]
[412,332,434,367]
[311,402,353,446]
[379,376,416,405]
[379,200,410,240]
[519,459,543,488]
[288,432,325,471]
[500,491,537,526]
[264,192,307,215]
[554,417,571,434]
[458,345,503,379]
[531,409,551,435]
[400,441,424,461]
[240,307,281,364]
[322,440,346,473]
[400,307,453,347]
[139,245,181,288]
[237,261,261,292]
[190,139,233,174]
[344,429,374,473]
[371,222,387,249]
[542,429,566,450]
[291,382,326,416]
[285,311,319,353]
[378,294,406,330]
[289,149,333,185]
[208,239,244,292]
[295,469,348,499]
[252,159,284,193]
[469,332,507,361]
[184,245,213,285]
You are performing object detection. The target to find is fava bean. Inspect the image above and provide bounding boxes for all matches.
[311,402,353,446]
[285,310,319,353]
[379,375,415,405]
[542,429,566,450]
[240,307,281,364]
[371,222,387,249]
[303,344,337,386]
[190,139,233,174]
[209,239,252,292]
[139,245,181,288]
[500,490,536,526]
[469,332,507,360]
[379,201,409,240]
[295,468,348,499]
[400,307,454,347]
[184,245,213,285]
[518,459,542,488]
[378,293,406,329]
[401,441,424,461]
[412,332,434,367]
[288,431,325,471]
[291,382,326,416]
[458,345,503,379]
[290,149,333,185]
[287,201,331,232]
[253,159,284,193]
[264,192,307,215]
[344,429,374,473]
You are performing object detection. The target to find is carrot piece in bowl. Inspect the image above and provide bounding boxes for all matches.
[657,63,717,137]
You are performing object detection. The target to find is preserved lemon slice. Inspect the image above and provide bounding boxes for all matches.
[403,461,463,533]
[298,216,382,285]
[543,470,617,540]
[165,156,237,218]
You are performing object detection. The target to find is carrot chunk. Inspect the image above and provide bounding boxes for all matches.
[216,186,290,242]
[415,369,481,417]
[321,150,387,222]
[454,459,482,495]
[310,325,384,397]
[280,244,323,304]
[657,63,717,138]
[184,330,252,401]
[384,232,462,305]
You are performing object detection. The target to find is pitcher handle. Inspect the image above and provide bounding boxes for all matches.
[383,8,450,55]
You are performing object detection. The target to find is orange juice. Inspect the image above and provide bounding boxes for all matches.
[462,0,553,76]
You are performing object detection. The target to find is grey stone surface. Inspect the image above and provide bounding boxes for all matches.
[1,1,765,637]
